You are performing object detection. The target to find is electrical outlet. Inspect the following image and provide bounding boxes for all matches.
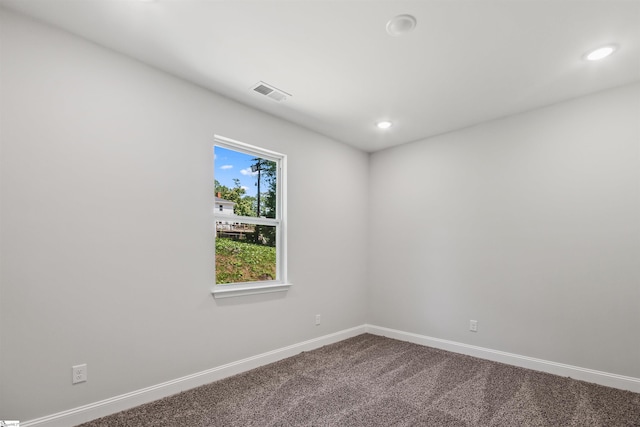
[469,320,478,332]
[72,364,87,384]
[315,314,321,326]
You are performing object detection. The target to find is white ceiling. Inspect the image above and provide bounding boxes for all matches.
[2,0,639,152]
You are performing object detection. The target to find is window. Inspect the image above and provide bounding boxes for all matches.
[212,135,289,298]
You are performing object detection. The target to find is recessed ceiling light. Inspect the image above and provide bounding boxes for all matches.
[377,121,393,129]
[584,45,617,61]
[386,14,417,37]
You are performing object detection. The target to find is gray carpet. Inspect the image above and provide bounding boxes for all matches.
[78,334,640,426]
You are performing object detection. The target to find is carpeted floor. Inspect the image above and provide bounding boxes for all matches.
[78,334,640,426]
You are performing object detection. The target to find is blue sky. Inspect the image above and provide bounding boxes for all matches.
[214,146,259,197]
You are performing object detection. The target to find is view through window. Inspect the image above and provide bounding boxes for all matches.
[213,137,285,289]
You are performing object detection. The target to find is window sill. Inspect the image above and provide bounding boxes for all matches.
[212,282,292,299]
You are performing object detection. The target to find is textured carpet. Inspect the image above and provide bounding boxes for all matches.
[78,334,640,426]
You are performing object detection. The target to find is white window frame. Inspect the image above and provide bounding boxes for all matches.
[211,135,290,298]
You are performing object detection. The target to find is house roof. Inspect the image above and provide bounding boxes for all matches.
[215,197,235,205]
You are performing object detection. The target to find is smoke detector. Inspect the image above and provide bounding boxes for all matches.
[251,81,292,102]
[386,14,417,37]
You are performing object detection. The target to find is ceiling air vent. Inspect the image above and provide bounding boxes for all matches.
[251,81,291,102]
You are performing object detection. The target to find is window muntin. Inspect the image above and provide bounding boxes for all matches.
[212,136,288,297]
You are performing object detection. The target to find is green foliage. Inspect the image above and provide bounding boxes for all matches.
[250,158,277,246]
[215,238,276,284]
[215,179,256,216]
[251,158,277,219]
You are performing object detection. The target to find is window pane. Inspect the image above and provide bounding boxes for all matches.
[214,146,277,219]
[215,222,277,284]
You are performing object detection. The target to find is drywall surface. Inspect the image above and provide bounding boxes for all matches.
[0,9,368,420]
[368,83,640,378]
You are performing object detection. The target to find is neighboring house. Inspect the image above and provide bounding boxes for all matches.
[215,195,235,215]
[215,194,236,231]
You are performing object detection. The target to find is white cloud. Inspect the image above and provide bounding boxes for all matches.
[240,167,258,176]
[241,186,249,192]
[220,164,233,170]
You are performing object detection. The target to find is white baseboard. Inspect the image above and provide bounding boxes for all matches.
[22,325,366,427]
[22,324,640,426]
[365,324,640,393]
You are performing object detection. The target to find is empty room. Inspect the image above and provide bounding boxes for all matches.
[0,1,638,426]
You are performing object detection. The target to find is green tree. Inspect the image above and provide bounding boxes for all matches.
[251,158,277,218]
[215,179,256,217]
[250,158,277,246]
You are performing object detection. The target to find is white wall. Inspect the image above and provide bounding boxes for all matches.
[0,9,368,421]
[368,83,640,378]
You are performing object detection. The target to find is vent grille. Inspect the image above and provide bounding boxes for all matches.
[251,81,291,102]
[253,84,273,96]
